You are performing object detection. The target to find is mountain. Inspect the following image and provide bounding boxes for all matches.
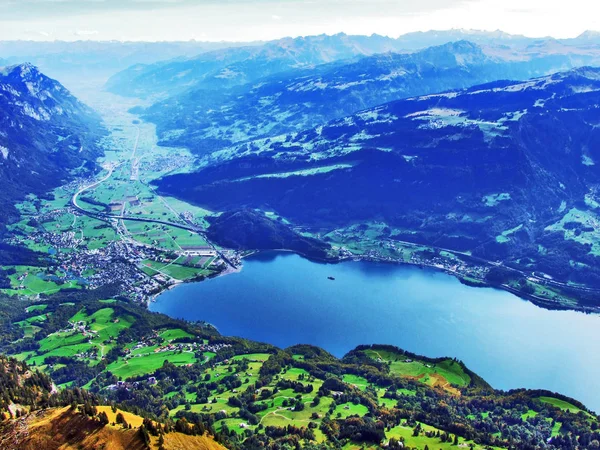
[564,30,600,46]
[0,406,225,450]
[0,355,224,450]
[106,29,600,100]
[154,67,600,298]
[206,209,332,260]
[139,40,600,157]
[104,33,408,98]
[395,28,540,50]
[384,28,600,51]
[0,40,254,89]
[0,63,105,227]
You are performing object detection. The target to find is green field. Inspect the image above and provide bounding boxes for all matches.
[538,396,586,414]
[364,348,470,390]
[386,421,500,450]
[159,328,193,342]
[107,350,196,379]
[16,306,134,367]
[333,402,369,419]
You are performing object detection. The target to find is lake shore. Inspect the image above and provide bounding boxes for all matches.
[149,246,600,315]
[149,251,600,412]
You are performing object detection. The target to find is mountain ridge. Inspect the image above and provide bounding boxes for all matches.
[0,63,105,228]
[153,66,600,305]
[138,39,600,157]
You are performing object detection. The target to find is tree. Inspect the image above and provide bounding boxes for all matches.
[138,426,151,447]
[158,432,166,450]
[98,411,109,426]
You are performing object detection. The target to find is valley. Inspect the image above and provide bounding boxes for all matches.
[2,83,595,313]
[1,26,600,450]
[2,91,233,303]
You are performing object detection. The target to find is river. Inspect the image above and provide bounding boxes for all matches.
[150,251,600,412]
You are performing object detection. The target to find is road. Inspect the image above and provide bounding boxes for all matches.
[386,237,600,295]
[72,163,121,211]
[70,158,238,269]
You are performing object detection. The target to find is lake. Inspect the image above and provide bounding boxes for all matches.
[150,251,600,412]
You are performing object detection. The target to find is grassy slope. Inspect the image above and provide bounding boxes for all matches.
[363,348,471,392]
[0,406,225,450]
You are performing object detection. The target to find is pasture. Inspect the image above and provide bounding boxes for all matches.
[363,348,471,390]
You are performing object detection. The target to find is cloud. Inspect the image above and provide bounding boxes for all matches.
[28,29,53,37]
[0,0,596,41]
[0,0,475,20]
[73,29,99,36]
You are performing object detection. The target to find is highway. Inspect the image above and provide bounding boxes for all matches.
[70,165,238,269]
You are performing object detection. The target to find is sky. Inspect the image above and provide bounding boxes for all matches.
[0,0,597,42]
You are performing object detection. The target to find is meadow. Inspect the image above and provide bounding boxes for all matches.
[363,348,471,391]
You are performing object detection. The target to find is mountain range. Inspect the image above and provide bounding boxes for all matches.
[105,33,408,99]
[0,40,254,89]
[138,40,600,156]
[154,66,600,300]
[106,29,600,99]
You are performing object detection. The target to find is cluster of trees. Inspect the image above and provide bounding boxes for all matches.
[0,356,53,418]
[1,292,599,450]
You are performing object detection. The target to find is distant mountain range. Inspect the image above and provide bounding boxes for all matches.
[138,40,600,156]
[0,63,105,227]
[0,40,254,88]
[154,67,600,293]
[106,29,600,99]
[395,29,600,49]
[105,33,408,99]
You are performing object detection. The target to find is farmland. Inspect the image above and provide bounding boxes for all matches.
[0,293,598,449]
[2,97,224,303]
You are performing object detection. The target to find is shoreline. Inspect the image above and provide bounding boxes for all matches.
[145,248,600,315]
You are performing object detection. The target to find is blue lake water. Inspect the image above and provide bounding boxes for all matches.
[150,251,600,412]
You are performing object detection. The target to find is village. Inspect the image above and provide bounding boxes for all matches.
[6,200,228,303]
[333,240,490,286]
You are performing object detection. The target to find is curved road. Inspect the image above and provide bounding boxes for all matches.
[71,167,237,268]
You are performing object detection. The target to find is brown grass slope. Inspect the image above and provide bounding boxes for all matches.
[0,407,225,450]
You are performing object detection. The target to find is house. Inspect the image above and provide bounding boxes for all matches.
[109,202,124,212]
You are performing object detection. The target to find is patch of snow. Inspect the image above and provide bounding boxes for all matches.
[413,92,459,101]
[332,80,368,90]
[0,83,20,96]
[350,131,379,142]
[406,108,464,118]
[215,68,240,79]
[377,69,408,81]
[287,79,329,92]
[571,85,600,94]
[582,155,595,166]
[174,69,192,79]
[20,102,49,121]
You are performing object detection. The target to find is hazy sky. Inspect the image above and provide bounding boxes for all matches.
[0,0,597,42]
